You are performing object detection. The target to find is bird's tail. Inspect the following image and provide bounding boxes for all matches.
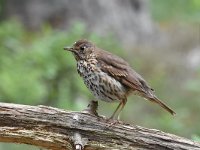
[148,96,176,115]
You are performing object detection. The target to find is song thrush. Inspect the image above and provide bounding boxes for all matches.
[64,39,175,119]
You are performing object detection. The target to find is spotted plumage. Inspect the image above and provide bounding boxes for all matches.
[77,59,127,103]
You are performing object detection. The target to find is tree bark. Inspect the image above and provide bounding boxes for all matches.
[0,102,199,150]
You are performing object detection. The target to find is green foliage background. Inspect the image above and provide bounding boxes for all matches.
[0,0,200,149]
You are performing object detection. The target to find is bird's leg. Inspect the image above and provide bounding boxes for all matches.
[83,100,99,117]
[109,102,123,120]
[104,102,122,125]
[116,99,127,120]
[110,98,127,120]
[105,99,127,126]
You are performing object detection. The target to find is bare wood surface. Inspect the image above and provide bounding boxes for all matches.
[0,102,199,150]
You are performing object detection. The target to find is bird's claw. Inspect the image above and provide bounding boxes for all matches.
[105,118,122,127]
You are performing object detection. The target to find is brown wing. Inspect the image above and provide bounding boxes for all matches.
[96,48,176,115]
[96,48,150,94]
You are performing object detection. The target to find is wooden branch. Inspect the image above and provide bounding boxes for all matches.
[0,102,199,150]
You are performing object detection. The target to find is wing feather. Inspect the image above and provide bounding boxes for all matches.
[96,48,149,94]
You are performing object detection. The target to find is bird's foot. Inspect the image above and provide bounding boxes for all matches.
[105,118,122,127]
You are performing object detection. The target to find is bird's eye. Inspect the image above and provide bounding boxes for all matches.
[80,46,85,51]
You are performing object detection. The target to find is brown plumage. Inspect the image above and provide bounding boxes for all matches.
[64,39,175,119]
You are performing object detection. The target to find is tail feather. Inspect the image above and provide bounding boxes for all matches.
[148,97,176,115]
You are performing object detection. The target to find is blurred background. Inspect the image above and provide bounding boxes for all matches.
[0,0,200,149]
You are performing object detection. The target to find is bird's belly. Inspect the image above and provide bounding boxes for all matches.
[79,68,127,102]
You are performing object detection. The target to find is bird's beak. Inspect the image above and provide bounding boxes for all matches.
[63,47,74,52]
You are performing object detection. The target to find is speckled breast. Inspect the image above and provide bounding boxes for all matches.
[77,60,127,102]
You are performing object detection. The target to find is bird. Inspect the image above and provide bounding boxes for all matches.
[64,39,175,119]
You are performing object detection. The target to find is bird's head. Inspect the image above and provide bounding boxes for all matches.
[64,39,95,61]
